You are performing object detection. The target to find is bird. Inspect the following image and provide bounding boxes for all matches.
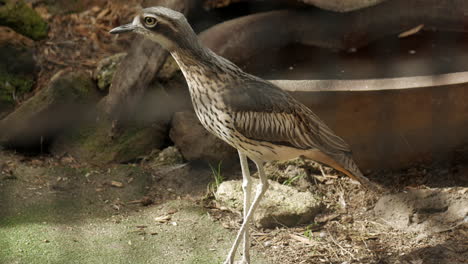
[110,6,378,264]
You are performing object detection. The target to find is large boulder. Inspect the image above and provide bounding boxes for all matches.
[0,70,100,148]
[0,26,37,115]
[169,111,237,165]
[50,118,168,164]
[216,179,323,228]
[300,0,387,12]
[0,0,48,40]
[51,58,190,164]
[49,81,177,164]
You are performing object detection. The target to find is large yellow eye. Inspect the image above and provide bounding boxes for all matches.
[144,16,157,27]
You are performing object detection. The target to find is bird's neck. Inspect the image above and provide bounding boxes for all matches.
[170,40,241,93]
[170,43,213,72]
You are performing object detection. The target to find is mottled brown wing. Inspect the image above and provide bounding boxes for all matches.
[221,78,351,155]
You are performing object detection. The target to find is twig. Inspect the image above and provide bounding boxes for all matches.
[327,229,356,260]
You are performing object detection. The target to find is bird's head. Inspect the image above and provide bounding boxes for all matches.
[110,7,193,51]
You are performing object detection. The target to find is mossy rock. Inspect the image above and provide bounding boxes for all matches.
[0,0,48,40]
[0,73,33,108]
[50,119,167,164]
[0,26,36,110]
[0,70,100,147]
[50,79,175,164]
[94,53,127,92]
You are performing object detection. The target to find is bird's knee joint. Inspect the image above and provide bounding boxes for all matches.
[256,182,269,193]
[242,180,252,190]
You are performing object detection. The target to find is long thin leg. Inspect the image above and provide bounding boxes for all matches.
[224,159,269,264]
[238,151,252,263]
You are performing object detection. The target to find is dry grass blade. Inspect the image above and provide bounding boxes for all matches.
[327,229,356,260]
[154,215,172,223]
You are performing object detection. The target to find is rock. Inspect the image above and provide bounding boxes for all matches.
[0,0,48,40]
[170,111,236,164]
[0,70,100,148]
[216,179,323,228]
[150,146,184,168]
[300,0,387,12]
[50,118,168,164]
[50,82,175,164]
[203,0,244,9]
[51,76,189,164]
[374,188,468,233]
[0,26,37,113]
[94,53,127,92]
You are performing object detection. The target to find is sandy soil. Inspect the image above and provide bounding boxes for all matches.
[1,149,466,264]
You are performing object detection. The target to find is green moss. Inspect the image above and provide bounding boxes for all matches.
[95,53,127,91]
[48,71,98,103]
[0,72,33,106]
[0,0,48,40]
[53,120,164,164]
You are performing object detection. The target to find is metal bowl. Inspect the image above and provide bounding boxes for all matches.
[200,7,468,170]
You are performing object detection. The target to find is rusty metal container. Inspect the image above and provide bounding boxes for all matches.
[200,6,468,170]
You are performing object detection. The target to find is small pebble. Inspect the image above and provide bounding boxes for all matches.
[319,231,327,238]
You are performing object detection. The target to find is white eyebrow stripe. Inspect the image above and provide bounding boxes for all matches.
[143,13,157,19]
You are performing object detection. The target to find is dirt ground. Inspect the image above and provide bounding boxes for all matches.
[1,148,467,264]
[0,149,269,264]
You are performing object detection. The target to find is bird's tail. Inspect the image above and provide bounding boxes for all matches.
[332,153,380,192]
[304,150,380,192]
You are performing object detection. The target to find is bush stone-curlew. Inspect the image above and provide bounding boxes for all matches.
[110,6,377,264]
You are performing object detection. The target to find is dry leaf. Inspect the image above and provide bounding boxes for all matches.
[110,181,124,188]
[399,24,424,38]
[97,8,111,20]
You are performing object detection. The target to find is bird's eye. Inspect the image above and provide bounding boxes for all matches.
[144,17,157,27]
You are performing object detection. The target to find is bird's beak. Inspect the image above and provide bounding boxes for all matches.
[109,23,136,34]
